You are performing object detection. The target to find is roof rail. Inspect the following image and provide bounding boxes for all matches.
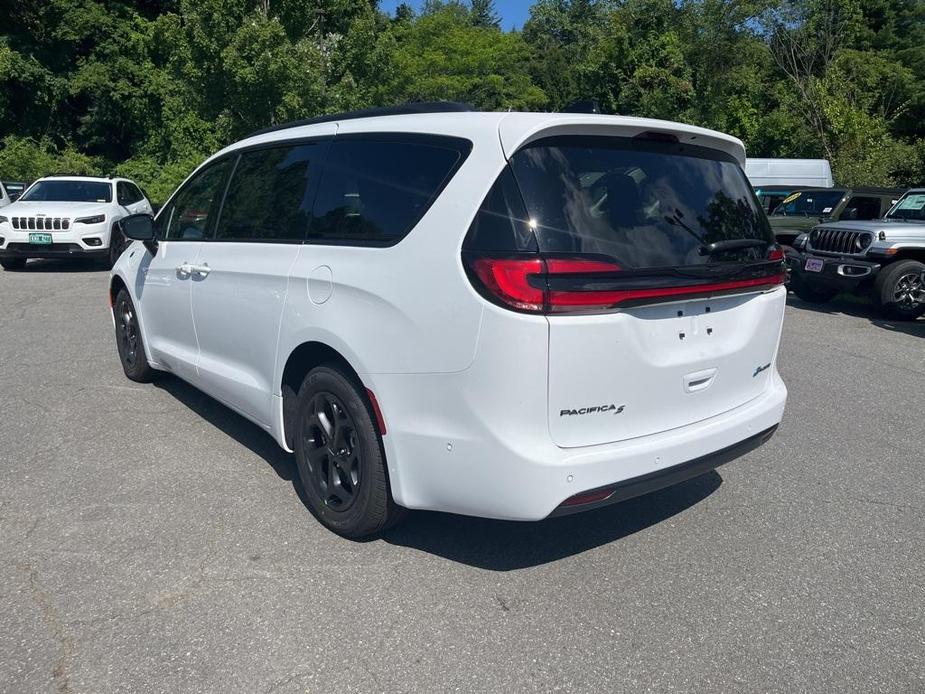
[44,172,105,179]
[246,101,474,138]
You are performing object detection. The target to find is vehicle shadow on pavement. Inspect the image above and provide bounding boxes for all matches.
[153,375,298,484]
[153,374,722,569]
[12,259,109,273]
[382,473,721,570]
[786,292,925,338]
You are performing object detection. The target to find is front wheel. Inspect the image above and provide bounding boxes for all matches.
[0,258,27,271]
[293,365,404,538]
[114,288,155,382]
[874,259,925,320]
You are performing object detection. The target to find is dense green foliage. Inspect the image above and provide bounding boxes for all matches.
[1,0,923,201]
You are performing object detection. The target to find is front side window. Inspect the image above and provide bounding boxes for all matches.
[117,182,143,205]
[213,143,323,242]
[508,136,774,269]
[841,195,882,221]
[309,138,467,245]
[165,160,231,240]
[20,180,113,203]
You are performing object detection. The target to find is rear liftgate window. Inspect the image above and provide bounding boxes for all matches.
[463,135,784,313]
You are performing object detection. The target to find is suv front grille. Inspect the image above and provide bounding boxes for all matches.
[809,228,871,255]
[11,217,71,231]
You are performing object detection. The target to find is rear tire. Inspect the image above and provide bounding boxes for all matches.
[874,259,925,320]
[789,272,839,304]
[114,289,155,382]
[293,365,404,538]
[0,258,27,271]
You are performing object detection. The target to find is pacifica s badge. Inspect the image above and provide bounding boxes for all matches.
[560,404,625,417]
[753,363,771,377]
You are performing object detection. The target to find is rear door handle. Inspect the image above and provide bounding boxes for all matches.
[190,263,211,277]
[177,262,193,277]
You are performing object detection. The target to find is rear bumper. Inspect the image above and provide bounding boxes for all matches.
[788,251,881,290]
[548,424,778,516]
[374,368,788,521]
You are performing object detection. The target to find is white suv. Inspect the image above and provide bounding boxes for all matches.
[110,103,788,537]
[0,175,152,270]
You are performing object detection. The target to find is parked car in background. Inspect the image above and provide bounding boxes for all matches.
[788,188,925,319]
[3,181,28,201]
[769,187,904,247]
[744,158,834,188]
[0,175,152,270]
[109,103,787,537]
[755,184,827,215]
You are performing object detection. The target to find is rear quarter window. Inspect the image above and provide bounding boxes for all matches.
[308,136,470,246]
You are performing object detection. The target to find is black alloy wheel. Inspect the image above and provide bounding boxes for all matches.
[302,392,362,511]
[293,365,404,537]
[114,289,154,382]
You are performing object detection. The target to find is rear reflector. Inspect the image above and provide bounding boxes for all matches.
[560,488,615,507]
[365,388,387,436]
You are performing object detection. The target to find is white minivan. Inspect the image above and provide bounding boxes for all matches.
[111,104,787,537]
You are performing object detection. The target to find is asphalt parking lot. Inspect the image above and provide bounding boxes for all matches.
[0,261,923,694]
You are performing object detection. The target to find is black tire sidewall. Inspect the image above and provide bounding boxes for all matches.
[790,272,839,303]
[108,225,125,268]
[293,366,391,538]
[876,260,925,320]
[0,258,27,271]
[114,289,153,381]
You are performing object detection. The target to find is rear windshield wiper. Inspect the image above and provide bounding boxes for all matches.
[699,239,767,256]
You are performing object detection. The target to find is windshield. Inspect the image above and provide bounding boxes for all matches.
[774,190,844,217]
[20,180,112,203]
[508,136,773,269]
[886,192,925,221]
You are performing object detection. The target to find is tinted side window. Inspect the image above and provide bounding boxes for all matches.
[842,195,881,220]
[165,160,231,240]
[129,183,145,203]
[463,166,537,252]
[309,138,467,245]
[117,182,133,205]
[214,143,323,242]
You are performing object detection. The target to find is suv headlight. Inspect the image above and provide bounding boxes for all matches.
[0,216,7,224]
[857,233,873,251]
[75,214,106,224]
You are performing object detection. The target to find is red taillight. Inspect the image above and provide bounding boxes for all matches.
[767,246,785,262]
[466,255,784,314]
[470,257,545,311]
[547,273,786,311]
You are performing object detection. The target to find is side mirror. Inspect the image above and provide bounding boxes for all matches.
[120,213,156,241]
[8,193,20,202]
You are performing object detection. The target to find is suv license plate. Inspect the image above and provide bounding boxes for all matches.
[28,232,53,245]
[804,258,824,273]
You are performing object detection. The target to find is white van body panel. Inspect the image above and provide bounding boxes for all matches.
[744,158,834,188]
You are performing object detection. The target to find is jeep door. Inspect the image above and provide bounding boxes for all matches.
[189,138,330,426]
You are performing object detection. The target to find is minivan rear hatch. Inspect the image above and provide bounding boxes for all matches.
[466,132,785,448]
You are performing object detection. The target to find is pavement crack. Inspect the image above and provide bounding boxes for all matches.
[17,562,76,694]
